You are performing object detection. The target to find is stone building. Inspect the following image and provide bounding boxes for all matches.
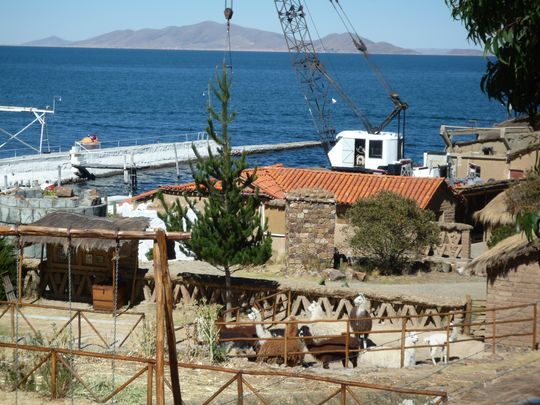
[129,165,461,265]
[467,234,540,349]
[285,189,336,272]
[0,188,106,257]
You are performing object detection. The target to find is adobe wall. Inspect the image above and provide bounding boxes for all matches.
[486,262,540,348]
[285,189,336,272]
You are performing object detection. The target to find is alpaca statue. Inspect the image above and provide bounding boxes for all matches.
[424,322,459,365]
[350,293,373,349]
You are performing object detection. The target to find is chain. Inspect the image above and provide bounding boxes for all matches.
[67,234,74,405]
[224,0,234,72]
[111,237,120,403]
[14,234,21,405]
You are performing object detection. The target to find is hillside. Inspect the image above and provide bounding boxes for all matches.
[21,21,416,55]
[21,21,481,56]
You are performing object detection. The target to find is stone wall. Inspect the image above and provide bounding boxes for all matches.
[486,262,540,348]
[0,188,106,258]
[285,189,336,272]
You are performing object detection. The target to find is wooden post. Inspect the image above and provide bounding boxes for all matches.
[272,295,277,321]
[147,365,153,405]
[237,372,244,405]
[283,325,288,366]
[130,264,138,308]
[340,384,347,405]
[532,304,537,351]
[400,318,406,368]
[17,249,23,304]
[156,229,182,405]
[10,305,15,343]
[153,233,165,405]
[173,144,180,183]
[287,290,292,317]
[446,319,451,362]
[463,295,472,336]
[492,309,497,354]
[345,320,350,368]
[78,311,82,350]
[51,351,57,399]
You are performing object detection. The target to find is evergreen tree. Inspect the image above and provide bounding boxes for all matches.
[158,65,272,310]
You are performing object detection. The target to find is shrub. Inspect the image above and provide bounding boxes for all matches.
[0,238,17,301]
[487,225,517,248]
[346,191,439,275]
[195,304,227,363]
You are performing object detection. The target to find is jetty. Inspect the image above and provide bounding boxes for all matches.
[0,138,321,189]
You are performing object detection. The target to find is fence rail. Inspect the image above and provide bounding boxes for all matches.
[218,302,539,368]
[0,341,448,404]
[0,301,146,351]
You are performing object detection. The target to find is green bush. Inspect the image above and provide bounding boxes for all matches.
[346,191,439,275]
[0,238,17,301]
[487,225,517,248]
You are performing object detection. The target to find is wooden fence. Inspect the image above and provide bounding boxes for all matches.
[219,302,539,368]
[222,289,470,331]
[0,301,145,351]
[0,341,448,404]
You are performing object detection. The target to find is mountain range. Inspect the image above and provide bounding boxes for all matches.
[20,21,483,56]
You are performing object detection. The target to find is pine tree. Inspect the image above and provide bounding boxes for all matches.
[158,65,272,310]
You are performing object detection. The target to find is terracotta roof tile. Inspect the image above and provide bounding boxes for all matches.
[129,166,446,208]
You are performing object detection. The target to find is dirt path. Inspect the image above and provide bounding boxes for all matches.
[165,260,487,306]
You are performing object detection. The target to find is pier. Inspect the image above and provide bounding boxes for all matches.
[0,139,321,189]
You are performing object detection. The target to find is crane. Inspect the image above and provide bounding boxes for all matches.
[274,0,410,174]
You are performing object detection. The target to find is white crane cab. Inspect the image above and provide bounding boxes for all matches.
[328,130,409,175]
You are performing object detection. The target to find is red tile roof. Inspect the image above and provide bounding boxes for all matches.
[129,166,446,208]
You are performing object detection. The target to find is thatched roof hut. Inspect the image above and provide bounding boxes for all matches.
[22,211,149,253]
[466,233,540,282]
[473,190,515,228]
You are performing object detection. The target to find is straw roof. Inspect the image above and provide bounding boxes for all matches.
[473,190,515,227]
[466,233,540,283]
[22,212,149,253]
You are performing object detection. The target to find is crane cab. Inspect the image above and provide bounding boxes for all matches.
[328,130,407,174]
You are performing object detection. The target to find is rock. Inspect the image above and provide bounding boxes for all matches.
[347,268,367,281]
[322,268,346,281]
[436,262,452,273]
[56,186,74,198]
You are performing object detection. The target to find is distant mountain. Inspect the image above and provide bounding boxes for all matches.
[71,22,285,51]
[446,48,484,56]
[21,21,471,56]
[316,33,418,55]
[415,48,484,56]
[22,36,73,47]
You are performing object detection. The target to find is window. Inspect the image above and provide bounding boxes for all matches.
[368,140,383,159]
[85,254,93,265]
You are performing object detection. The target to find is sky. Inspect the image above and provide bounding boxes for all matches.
[0,0,477,49]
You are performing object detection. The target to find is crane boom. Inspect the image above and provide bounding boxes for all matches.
[274,0,408,157]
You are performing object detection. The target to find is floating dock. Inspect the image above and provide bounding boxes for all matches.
[0,139,321,189]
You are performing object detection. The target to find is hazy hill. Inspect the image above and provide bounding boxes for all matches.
[315,33,418,55]
[21,21,480,56]
[22,36,73,47]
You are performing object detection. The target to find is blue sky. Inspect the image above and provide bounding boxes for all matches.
[0,0,477,49]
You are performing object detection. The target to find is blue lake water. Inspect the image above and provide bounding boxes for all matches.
[0,46,506,195]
